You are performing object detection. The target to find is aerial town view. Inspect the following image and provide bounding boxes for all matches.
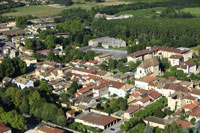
[0,0,200,132]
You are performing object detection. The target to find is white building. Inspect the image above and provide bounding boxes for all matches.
[13,77,34,89]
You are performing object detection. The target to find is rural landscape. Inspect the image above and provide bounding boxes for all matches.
[1,0,200,133]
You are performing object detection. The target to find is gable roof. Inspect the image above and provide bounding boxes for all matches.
[78,112,118,126]
[0,122,11,132]
[139,58,159,68]
[176,120,191,128]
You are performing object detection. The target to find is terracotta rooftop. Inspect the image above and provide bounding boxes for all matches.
[148,90,162,100]
[184,61,196,67]
[125,105,142,113]
[38,125,65,133]
[182,103,198,111]
[139,58,159,68]
[140,96,151,103]
[0,122,11,132]
[169,55,183,59]
[128,46,189,57]
[110,81,125,89]
[79,112,118,126]
[176,120,191,128]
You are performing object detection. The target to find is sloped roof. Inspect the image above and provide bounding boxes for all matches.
[139,58,159,68]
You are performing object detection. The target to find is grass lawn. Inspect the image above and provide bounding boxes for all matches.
[2,0,133,18]
[115,7,165,17]
[2,2,98,18]
[181,8,200,17]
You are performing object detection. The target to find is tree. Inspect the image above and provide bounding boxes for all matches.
[2,110,27,130]
[47,49,56,61]
[29,91,40,105]
[164,122,183,133]
[190,118,196,125]
[45,35,56,48]
[99,63,108,71]
[108,59,117,70]
[68,81,79,95]
[160,58,170,72]
[25,39,35,50]
[57,115,66,127]
[19,100,29,114]
[15,16,28,29]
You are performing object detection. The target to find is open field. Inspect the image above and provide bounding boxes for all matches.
[181,8,200,17]
[115,7,165,17]
[98,1,130,6]
[2,0,133,18]
[2,3,97,18]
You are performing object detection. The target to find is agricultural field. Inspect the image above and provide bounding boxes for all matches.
[2,3,97,18]
[181,8,200,17]
[2,0,133,18]
[115,7,166,17]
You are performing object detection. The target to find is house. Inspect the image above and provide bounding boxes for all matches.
[0,122,11,133]
[168,55,183,66]
[0,27,9,32]
[89,37,126,49]
[176,61,197,73]
[92,81,110,97]
[2,77,13,84]
[135,58,161,79]
[13,77,34,89]
[108,81,126,98]
[75,112,119,130]
[143,116,173,129]
[127,46,192,63]
[124,105,142,120]
[127,48,153,63]
[95,13,133,20]
[2,29,27,36]
[136,96,151,107]
[176,120,191,128]
[66,110,75,119]
[135,75,157,90]
[94,54,111,63]
[168,92,196,111]
[38,125,65,133]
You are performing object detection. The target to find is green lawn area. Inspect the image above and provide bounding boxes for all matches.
[115,7,165,17]
[181,8,200,17]
[2,2,98,18]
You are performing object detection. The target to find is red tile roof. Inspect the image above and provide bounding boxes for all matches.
[189,106,200,116]
[125,105,142,113]
[182,103,198,111]
[110,81,125,89]
[79,112,118,126]
[131,92,141,98]
[176,120,191,128]
[88,60,98,64]
[0,122,11,132]
[140,96,151,103]
[128,46,189,57]
[184,61,196,67]
[169,55,183,59]
[38,125,65,133]
[0,26,9,30]
[146,76,157,83]
[148,90,162,100]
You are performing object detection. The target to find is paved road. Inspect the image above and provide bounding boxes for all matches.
[103,120,124,133]
[81,46,127,59]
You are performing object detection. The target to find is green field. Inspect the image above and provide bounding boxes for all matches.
[2,0,133,18]
[2,2,98,18]
[181,8,200,16]
[115,7,165,17]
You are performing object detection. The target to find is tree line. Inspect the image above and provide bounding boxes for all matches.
[91,18,200,54]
